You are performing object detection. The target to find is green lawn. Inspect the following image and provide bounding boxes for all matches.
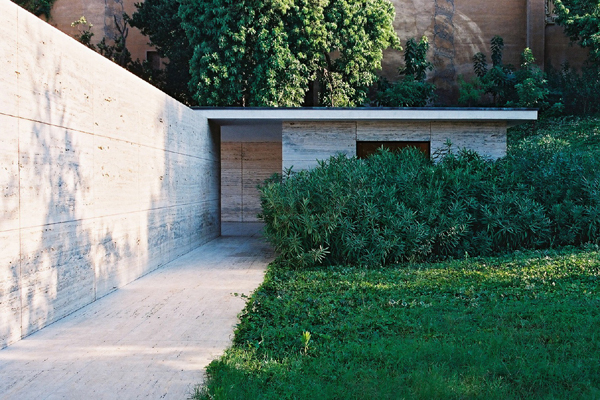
[194,247,600,399]
[195,116,600,399]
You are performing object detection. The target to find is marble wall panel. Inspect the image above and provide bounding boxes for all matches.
[0,230,21,348]
[91,63,141,144]
[356,121,431,141]
[93,136,140,217]
[430,121,507,159]
[20,220,95,337]
[133,84,167,150]
[139,208,171,275]
[221,142,242,170]
[138,145,169,211]
[189,199,220,246]
[169,205,194,259]
[221,141,282,222]
[17,15,95,133]
[0,1,18,118]
[221,194,242,223]
[19,120,95,228]
[242,142,282,171]
[93,213,141,299]
[0,115,19,232]
[282,122,356,170]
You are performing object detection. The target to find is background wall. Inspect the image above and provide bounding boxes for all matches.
[0,0,220,349]
[41,0,589,104]
[382,0,588,102]
[49,0,152,65]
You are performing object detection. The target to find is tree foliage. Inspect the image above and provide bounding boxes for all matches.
[178,0,400,107]
[458,36,549,109]
[127,0,196,104]
[12,0,56,18]
[375,36,436,107]
[553,0,600,62]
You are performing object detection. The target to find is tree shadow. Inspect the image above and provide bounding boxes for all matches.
[1,4,220,349]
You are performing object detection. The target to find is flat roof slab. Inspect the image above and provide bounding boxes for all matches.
[194,107,538,126]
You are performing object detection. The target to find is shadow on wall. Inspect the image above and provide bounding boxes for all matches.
[0,3,220,348]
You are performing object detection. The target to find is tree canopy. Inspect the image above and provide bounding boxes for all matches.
[127,0,196,104]
[177,0,400,107]
[12,0,56,18]
[553,0,600,62]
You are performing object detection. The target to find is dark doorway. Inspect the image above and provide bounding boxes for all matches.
[356,141,430,159]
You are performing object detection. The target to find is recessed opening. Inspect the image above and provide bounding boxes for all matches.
[356,141,430,159]
[146,51,161,70]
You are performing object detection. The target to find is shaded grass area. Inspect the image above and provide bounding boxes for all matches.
[195,247,600,399]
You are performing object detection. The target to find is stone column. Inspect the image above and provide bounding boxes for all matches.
[527,0,546,68]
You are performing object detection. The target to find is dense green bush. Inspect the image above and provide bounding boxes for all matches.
[259,145,600,268]
[546,63,600,115]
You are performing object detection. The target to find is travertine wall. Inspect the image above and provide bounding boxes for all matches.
[282,121,506,170]
[221,142,281,222]
[0,0,219,349]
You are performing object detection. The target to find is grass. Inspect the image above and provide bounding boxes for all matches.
[194,115,600,399]
[195,247,600,399]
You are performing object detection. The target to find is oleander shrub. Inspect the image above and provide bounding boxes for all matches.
[259,145,600,268]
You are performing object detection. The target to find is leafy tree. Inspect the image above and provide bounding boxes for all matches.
[511,48,548,108]
[375,36,436,107]
[71,15,166,94]
[458,36,517,106]
[178,0,400,107]
[11,0,56,18]
[553,0,600,62]
[458,37,552,109]
[126,0,196,104]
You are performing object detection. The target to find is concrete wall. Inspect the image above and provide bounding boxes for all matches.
[282,121,506,170]
[0,0,219,349]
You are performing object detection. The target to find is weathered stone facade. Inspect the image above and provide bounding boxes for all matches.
[282,120,506,171]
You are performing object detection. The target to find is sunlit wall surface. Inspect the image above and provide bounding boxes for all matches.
[0,0,220,349]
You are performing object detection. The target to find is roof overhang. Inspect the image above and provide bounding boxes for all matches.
[193,107,538,127]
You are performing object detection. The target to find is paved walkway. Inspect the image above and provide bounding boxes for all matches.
[0,223,273,399]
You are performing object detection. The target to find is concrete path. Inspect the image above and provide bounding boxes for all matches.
[0,223,273,399]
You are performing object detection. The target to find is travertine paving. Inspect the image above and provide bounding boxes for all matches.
[0,223,273,400]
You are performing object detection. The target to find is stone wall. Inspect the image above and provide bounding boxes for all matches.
[220,125,282,223]
[0,0,219,349]
[221,142,281,222]
[282,121,506,170]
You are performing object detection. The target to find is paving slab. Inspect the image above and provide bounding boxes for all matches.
[0,223,273,399]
